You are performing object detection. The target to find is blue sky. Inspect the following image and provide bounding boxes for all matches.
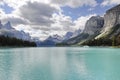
[0,0,119,40]
[0,3,14,14]
[61,3,115,20]
[1,0,115,20]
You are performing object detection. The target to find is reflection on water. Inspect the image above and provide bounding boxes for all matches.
[0,47,120,80]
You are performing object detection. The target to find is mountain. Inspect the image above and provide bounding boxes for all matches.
[64,32,73,40]
[71,29,81,38]
[83,16,104,35]
[15,30,32,41]
[0,21,32,41]
[46,34,63,43]
[3,21,14,29]
[91,4,120,46]
[63,29,81,41]
[61,16,104,45]
[32,37,41,47]
[0,21,37,47]
[63,4,120,46]
[96,4,120,39]
[40,28,82,46]
[39,34,63,46]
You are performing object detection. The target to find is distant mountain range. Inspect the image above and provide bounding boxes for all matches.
[0,21,36,47]
[0,20,82,46]
[39,29,81,46]
[1,4,120,47]
[58,4,120,46]
[0,21,32,41]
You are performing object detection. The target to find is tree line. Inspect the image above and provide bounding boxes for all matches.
[82,36,120,46]
[0,35,36,47]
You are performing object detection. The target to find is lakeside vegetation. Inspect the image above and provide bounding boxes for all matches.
[0,35,36,47]
[56,36,120,47]
[83,38,119,46]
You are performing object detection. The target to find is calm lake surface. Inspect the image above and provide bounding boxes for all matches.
[0,47,120,80]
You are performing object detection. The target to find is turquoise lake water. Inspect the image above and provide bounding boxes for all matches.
[0,47,120,80]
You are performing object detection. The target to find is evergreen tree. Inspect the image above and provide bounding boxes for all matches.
[0,35,36,47]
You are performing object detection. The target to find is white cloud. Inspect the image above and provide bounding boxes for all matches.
[101,0,120,6]
[1,0,51,9]
[0,0,97,40]
[51,13,74,31]
[88,8,95,11]
[2,0,98,8]
[18,1,58,26]
[1,14,28,26]
[2,0,27,9]
[0,0,4,5]
[51,0,97,8]
[0,8,5,16]
[46,13,74,37]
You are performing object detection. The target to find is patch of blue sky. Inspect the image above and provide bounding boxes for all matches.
[0,3,14,14]
[61,4,113,20]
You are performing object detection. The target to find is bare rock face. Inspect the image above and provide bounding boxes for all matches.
[96,4,120,38]
[104,5,120,30]
[83,16,104,35]
[60,4,120,45]
[0,20,3,29]
[63,16,104,45]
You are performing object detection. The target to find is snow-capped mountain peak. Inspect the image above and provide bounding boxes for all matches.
[47,34,63,43]
[0,21,33,41]
[3,21,13,29]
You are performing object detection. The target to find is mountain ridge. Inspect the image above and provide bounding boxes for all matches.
[60,15,104,45]
[0,20,37,47]
[58,4,120,46]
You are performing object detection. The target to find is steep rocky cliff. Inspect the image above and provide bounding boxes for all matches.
[83,16,104,35]
[96,4,120,39]
[84,4,120,46]
[62,16,104,45]
[58,4,120,46]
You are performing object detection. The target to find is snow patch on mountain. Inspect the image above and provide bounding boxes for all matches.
[0,20,32,41]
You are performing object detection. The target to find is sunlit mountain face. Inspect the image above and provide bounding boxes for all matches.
[0,0,119,41]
